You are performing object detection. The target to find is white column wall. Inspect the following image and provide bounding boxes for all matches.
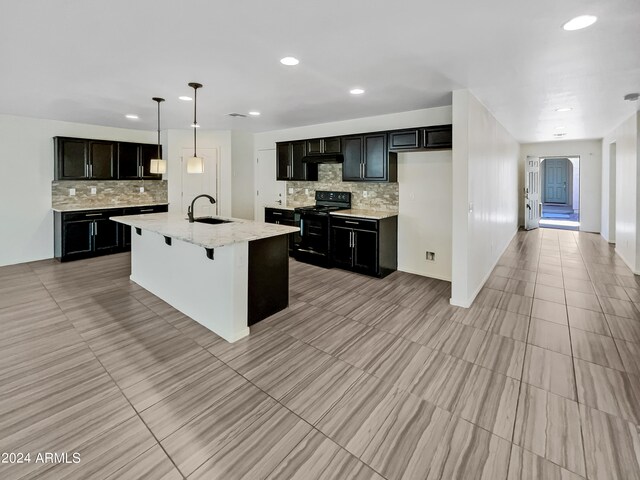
[451,90,520,307]
[601,112,639,273]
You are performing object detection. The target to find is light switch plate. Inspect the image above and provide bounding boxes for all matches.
[139,187,144,193]
[68,188,76,196]
[90,187,97,195]
[362,191,368,198]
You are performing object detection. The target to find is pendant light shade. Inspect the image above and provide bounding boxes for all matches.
[187,82,204,174]
[150,97,166,174]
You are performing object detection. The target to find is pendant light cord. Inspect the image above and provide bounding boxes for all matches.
[157,100,161,158]
[193,85,198,157]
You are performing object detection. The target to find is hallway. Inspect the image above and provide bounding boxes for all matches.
[0,229,639,479]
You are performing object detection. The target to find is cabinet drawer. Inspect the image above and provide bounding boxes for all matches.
[62,208,122,222]
[122,205,168,215]
[331,216,378,231]
[265,208,294,223]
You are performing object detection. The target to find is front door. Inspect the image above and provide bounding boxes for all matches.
[524,156,541,230]
[544,158,569,204]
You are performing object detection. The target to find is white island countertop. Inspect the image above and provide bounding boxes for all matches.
[111,212,299,249]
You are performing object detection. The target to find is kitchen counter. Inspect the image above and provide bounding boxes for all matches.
[52,202,169,212]
[330,209,398,220]
[263,204,296,211]
[112,212,298,249]
[111,212,297,343]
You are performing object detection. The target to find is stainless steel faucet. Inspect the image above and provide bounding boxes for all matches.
[188,194,216,223]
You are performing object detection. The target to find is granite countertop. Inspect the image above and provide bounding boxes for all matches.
[111,212,299,249]
[263,204,296,211]
[52,202,169,213]
[330,209,398,220]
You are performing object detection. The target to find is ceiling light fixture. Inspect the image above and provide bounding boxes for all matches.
[555,107,573,112]
[624,93,640,102]
[179,96,192,101]
[125,114,139,119]
[149,97,166,174]
[186,82,204,174]
[350,88,365,95]
[562,15,598,31]
[280,57,299,66]
[248,111,261,116]
[554,133,567,137]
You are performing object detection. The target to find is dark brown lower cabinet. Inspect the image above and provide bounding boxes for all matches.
[54,204,168,261]
[330,215,397,277]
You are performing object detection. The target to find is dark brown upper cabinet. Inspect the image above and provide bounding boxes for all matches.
[306,137,341,155]
[276,141,318,181]
[423,125,453,149]
[118,142,162,180]
[388,125,453,151]
[55,137,116,180]
[54,137,162,180]
[389,129,421,150]
[342,134,396,182]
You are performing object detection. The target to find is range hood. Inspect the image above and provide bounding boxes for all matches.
[301,154,344,164]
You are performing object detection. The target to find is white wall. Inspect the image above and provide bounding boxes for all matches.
[519,140,602,233]
[601,112,639,272]
[0,114,156,266]
[397,151,452,281]
[451,90,520,307]
[165,129,232,217]
[231,131,255,220]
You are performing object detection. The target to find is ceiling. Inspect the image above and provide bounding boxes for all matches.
[1,0,638,142]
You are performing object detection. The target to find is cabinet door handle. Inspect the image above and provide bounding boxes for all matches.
[272,212,282,215]
[94,221,98,235]
[140,208,153,213]
[85,213,102,217]
[345,220,359,225]
[360,163,364,178]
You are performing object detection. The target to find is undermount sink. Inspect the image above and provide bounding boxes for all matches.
[192,217,233,225]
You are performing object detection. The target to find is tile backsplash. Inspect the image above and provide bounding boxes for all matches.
[52,180,168,209]
[287,164,398,211]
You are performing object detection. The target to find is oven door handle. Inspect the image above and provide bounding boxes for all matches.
[300,219,304,236]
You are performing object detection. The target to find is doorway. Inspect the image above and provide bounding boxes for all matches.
[539,156,580,230]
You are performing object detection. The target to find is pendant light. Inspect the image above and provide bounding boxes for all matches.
[186,82,204,174]
[149,97,166,174]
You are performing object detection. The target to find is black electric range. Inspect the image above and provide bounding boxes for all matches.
[293,191,351,267]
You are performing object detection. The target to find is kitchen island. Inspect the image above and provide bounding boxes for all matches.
[111,212,299,342]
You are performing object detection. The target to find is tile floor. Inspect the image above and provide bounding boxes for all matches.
[1,229,640,479]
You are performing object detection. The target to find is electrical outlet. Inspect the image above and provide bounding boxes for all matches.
[305,188,309,195]
[68,188,76,196]
[288,188,293,194]
[139,187,144,193]
[426,251,436,261]
[90,187,97,195]
[362,191,368,198]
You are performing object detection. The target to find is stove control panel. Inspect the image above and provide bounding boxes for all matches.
[315,191,351,203]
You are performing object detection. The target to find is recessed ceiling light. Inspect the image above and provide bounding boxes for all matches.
[248,111,261,116]
[280,57,299,66]
[555,107,573,112]
[554,133,567,137]
[179,96,192,101]
[563,15,598,31]
[125,114,139,120]
[350,88,365,95]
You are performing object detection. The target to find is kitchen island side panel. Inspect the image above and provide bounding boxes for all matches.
[247,234,289,325]
[130,230,250,342]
